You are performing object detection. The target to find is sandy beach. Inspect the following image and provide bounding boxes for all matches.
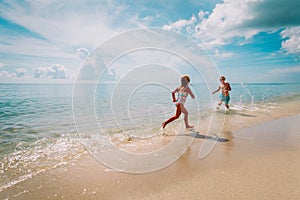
[1,100,300,200]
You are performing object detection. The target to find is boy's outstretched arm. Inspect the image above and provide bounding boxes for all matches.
[212,86,220,94]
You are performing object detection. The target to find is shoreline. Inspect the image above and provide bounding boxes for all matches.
[114,94,300,154]
[1,100,300,199]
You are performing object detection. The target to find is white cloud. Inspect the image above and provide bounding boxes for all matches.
[141,16,155,25]
[0,1,113,46]
[0,70,16,78]
[214,49,234,58]
[78,52,106,80]
[15,68,28,77]
[281,26,300,55]
[163,1,262,48]
[198,10,209,20]
[75,47,90,60]
[163,15,197,32]
[163,0,300,52]
[0,1,153,47]
[0,0,153,63]
[0,37,75,59]
[34,64,70,79]
[193,1,265,48]
[0,67,28,79]
[0,0,161,79]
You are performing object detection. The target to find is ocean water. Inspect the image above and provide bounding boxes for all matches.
[0,82,300,191]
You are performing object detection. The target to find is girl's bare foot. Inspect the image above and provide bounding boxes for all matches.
[162,122,166,129]
[186,125,194,129]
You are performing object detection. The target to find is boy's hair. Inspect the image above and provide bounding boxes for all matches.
[220,75,226,80]
[181,75,191,83]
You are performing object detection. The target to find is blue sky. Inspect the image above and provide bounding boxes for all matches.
[0,0,300,83]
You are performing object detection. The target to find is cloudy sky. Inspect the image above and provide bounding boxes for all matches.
[0,0,300,83]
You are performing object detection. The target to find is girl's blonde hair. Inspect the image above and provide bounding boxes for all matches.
[182,75,190,82]
[181,75,191,86]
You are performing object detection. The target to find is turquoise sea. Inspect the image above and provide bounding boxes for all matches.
[0,82,300,191]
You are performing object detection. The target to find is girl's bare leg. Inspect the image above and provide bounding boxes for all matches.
[162,104,181,128]
[181,105,193,129]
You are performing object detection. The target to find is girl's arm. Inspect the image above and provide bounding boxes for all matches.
[212,86,220,94]
[187,87,195,99]
[172,87,179,102]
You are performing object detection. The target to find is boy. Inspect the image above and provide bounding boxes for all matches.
[212,76,231,109]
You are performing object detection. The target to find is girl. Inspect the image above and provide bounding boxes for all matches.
[162,75,195,129]
[212,75,231,109]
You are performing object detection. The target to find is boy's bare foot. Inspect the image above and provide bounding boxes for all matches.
[186,125,194,129]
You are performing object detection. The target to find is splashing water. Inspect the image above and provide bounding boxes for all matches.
[233,82,258,111]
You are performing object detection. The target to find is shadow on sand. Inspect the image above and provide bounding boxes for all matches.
[216,109,256,117]
[177,131,230,143]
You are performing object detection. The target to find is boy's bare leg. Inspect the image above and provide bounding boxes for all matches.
[225,104,230,109]
[217,101,222,109]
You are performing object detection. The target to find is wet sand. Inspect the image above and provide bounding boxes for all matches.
[2,109,300,199]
